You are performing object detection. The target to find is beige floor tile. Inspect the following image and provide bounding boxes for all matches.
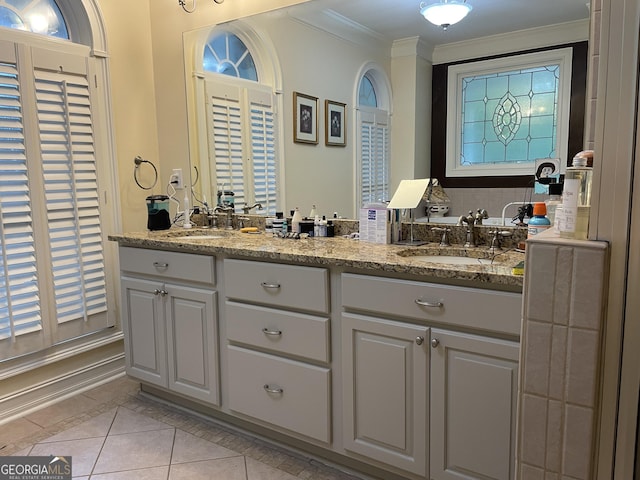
[89,466,169,479]
[108,407,171,435]
[25,394,101,428]
[0,417,43,447]
[168,456,247,480]
[40,409,117,443]
[171,429,240,464]
[28,437,104,477]
[246,456,300,480]
[93,428,174,474]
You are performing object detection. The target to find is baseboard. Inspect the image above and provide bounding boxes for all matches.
[0,352,125,425]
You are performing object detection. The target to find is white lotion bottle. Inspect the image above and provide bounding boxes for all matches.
[183,192,192,228]
[560,151,593,240]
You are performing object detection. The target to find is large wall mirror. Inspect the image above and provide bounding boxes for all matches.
[183,0,591,219]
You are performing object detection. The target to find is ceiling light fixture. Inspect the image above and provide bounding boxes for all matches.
[178,0,224,14]
[420,0,472,30]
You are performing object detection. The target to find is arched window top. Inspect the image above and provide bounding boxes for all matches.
[0,0,68,39]
[203,31,258,81]
[358,74,377,107]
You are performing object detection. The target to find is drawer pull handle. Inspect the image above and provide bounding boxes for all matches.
[431,338,440,348]
[263,384,284,394]
[415,299,443,308]
[261,282,281,289]
[262,328,282,336]
[153,262,169,269]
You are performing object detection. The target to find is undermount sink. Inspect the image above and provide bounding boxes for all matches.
[409,255,495,265]
[182,235,225,240]
[396,246,522,267]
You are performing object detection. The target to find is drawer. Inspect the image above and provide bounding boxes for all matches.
[227,346,331,443]
[119,246,215,285]
[341,273,522,337]
[224,259,329,313]
[226,301,330,363]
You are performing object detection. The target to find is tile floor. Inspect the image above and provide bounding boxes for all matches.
[0,375,366,480]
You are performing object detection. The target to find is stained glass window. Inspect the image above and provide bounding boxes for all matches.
[461,65,559,166]
[446,48,572,177]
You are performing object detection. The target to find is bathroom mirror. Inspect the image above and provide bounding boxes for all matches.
[183,0,591,219]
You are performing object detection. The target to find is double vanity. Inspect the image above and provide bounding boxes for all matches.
[110,228,525,480]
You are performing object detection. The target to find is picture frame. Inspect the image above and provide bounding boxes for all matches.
[293,92,318,144]
[325,100,346,147]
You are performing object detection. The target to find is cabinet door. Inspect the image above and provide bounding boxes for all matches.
[120,277,167,387]
[165,284,219,405]
[341,313,429,477]
[430,329,519,480]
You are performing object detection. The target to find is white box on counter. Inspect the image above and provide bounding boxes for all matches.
[359,204,390,244]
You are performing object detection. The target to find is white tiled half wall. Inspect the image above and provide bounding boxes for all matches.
[518,234,609,479]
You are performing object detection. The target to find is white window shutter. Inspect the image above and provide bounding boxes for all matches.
[359,108,390,206]
[247,89,277,215]
[0,47,42,341]
[33,49,107,326]
[206,81,246,210]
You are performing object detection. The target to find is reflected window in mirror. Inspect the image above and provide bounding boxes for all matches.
[432,42,587,188]
[358,69,391,207]
[201,30,278,215]
[204,32,257,81]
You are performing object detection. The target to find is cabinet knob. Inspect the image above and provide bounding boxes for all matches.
[153,289,161,296]
[431,338,440,348]
[159,290,168,297]
[415,336,424,345]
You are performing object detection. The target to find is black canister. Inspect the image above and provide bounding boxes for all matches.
[146,195,171,230]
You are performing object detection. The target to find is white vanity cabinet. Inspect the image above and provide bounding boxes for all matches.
[341,273,521,480]
[341,313,429,477]
[223,259,332,443]
[119,247,219,405]
[430,329,518,480]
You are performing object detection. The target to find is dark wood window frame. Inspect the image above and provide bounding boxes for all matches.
[431,42,588,189]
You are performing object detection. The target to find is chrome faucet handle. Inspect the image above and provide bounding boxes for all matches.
[475,209,489,225]
[432,227,451,247]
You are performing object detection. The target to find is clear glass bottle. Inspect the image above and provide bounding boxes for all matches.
[560,152,593,240]
[545,182,563,226]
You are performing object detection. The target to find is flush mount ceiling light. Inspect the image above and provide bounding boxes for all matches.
[179,0,224,14]
[420,0,472,30]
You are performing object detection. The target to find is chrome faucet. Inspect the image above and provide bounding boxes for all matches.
[432,227,451,247]
[475,209,489,225]
[457,211,477,248]
[488,229,513,252]
[214,205,234,229]
[242,203,263,214]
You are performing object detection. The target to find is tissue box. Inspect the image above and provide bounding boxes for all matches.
[359,205,390,244]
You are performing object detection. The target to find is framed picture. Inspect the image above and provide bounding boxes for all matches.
[293,92,318,144]
[325,100,346,147]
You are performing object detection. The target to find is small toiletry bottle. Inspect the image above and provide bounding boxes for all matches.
[313,215,320,237]
[326,220,335,237]
[319,216,328,237]
[183,192,192,228]
[545,182,563,225]
[560,151,593,240]
[281,218,288,235]
[309,204,317,219]
[527,202,551,238]
[292,207,302,233]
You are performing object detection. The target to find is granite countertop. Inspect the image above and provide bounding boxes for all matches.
[109,229,525,290]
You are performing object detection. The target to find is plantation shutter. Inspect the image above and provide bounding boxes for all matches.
[247,89,277,215]
[32,47,108,330]
[359,108,390,205]
[206,79,278,214]
[0,41,42,344]
[206,81,246,209]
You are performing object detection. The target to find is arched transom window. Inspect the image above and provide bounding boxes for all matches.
[0,0,68,38]
[204,31,257,81]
